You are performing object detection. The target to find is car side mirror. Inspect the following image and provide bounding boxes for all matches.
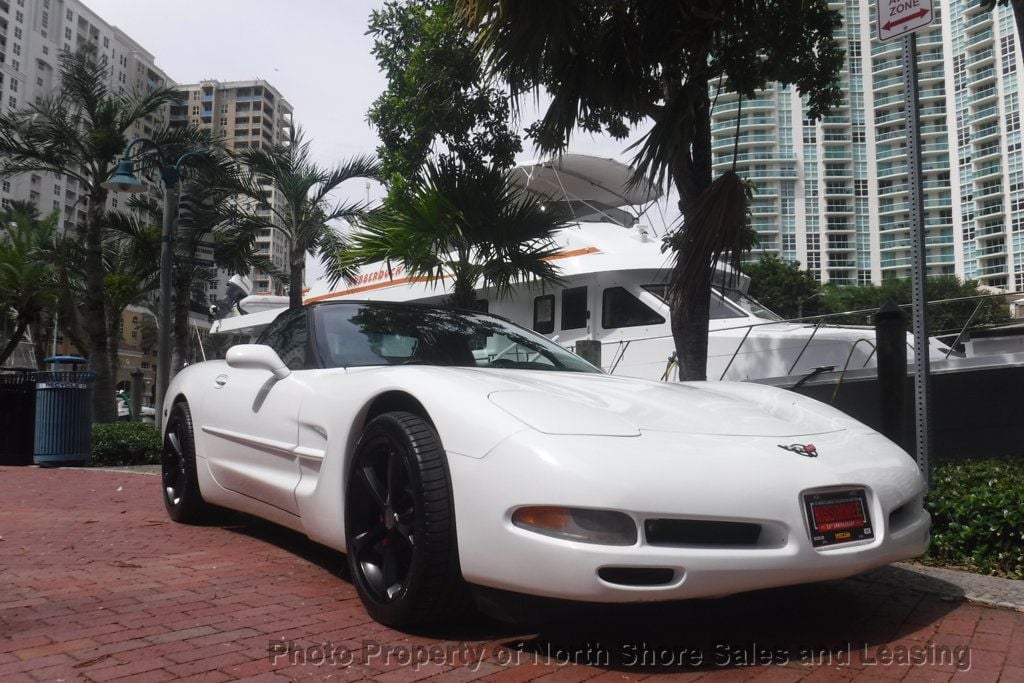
[226,344,291,380]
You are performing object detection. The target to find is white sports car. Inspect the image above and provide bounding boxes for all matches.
[162,301,930,626]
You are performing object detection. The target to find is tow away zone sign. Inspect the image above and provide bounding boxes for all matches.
[878,0,934,42]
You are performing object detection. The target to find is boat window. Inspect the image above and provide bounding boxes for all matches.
[561,287,588,330]
[724,289,782,321]
[533,294,555,334]
[255,308,310,370]
[642,284,746,320]
[602,287,666,329]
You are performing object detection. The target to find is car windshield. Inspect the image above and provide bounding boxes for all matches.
[313,303,601,373]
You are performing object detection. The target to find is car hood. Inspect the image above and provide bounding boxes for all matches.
[454,368,862,438]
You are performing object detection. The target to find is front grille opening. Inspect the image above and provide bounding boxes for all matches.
[645,519,762,548]
[598,566,675,586]
[888,499,918,532]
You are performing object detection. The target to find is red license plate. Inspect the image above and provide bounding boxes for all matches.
[803,489,873,547]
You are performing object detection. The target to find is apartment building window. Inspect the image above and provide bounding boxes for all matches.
[192,106,199,115]
[220,117,227,126]
[111,197,118,208]
[14,27,21,39]
[65,27,72,40]
[12,44,20,56]
[220,104,228,114]
[11,60,19,71]
[36,77,43,87]
[9,79,16,93]
[41,11,48,29]
[103,37,109,48]
[1002,35,1017,76]
[67,8,73,20]
[15,10,22,22]
[2,181,10,193]
[8,96,16,109]
[42,46,48,55]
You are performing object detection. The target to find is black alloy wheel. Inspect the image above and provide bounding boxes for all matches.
[345,411,467,626]
[162,401,215,524]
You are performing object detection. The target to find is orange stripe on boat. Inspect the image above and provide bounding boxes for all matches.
[304,246,601,304]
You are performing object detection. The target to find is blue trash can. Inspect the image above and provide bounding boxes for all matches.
[34,356,95,466]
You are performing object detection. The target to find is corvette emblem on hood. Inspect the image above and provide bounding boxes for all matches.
[778,443,818,457]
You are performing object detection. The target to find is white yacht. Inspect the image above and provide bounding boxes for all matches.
[214,154,933,385]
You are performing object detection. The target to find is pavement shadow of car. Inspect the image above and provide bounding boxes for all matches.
[497,568,967,674]
[216,511,966,671]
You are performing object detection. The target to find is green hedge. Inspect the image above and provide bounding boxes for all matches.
[925,456,1024,578]
[91,423,162,467]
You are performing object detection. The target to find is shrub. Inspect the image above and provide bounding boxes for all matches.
[924,456,1024,578]
[91,422,162,467]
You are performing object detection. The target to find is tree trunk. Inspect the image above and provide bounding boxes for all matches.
[289,248,305,309]
[84,186,116,422]
[447,276,476,309]
[106,307,121,392]
[0,316,30,367]
[29,316,47,368]
[171,272,191,374]
[668,72,715,382]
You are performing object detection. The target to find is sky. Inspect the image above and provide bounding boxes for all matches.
[84,0,673,283]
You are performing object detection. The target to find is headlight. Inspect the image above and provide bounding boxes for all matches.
[512,506,638,546]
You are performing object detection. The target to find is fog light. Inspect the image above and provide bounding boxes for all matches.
[512,506,637,546]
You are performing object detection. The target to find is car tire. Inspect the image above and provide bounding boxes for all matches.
[162,400,216,524]
[345,411,469,627]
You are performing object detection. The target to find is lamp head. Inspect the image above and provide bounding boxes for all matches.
[101,158,148,193]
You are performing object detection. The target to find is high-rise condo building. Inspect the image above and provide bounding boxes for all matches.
[170,79,295,298]
[0,0,172,233]
[711,0,1024,292]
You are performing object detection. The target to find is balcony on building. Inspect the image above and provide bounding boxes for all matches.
[974,122,1000,142]
[976,220,1007,238]
[967,28,994,49]
[976,241,1008,258]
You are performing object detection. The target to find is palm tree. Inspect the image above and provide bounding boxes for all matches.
[0,49,180,421]
[0,206,59,366]
[457,0,842,379]
[237,126,379,309]
[102,214,161,386]
[122,155,282,375]
[344,160,569,309]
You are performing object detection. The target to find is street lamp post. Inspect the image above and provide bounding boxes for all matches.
[103,139,206,431]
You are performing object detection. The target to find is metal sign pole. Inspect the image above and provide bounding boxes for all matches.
[901,32,932,486]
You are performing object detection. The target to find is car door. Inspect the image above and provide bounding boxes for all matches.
[200,308,310,516]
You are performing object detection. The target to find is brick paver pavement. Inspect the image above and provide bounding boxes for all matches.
[2,466,1022,682]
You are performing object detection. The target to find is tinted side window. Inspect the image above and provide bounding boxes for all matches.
[602,287,666,329]
[561,287,588,330]
[256,308,309,370]
[533,294,555,334]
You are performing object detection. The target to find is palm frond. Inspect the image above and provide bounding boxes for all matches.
[667,169,751,310]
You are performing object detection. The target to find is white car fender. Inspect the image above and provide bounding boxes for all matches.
[292,367,530,551]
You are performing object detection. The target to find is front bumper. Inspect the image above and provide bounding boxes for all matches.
[447,429,930,603]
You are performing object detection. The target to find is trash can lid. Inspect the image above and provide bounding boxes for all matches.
[44,355,88,366]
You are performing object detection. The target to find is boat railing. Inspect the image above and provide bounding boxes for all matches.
[596,292,1017,379]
